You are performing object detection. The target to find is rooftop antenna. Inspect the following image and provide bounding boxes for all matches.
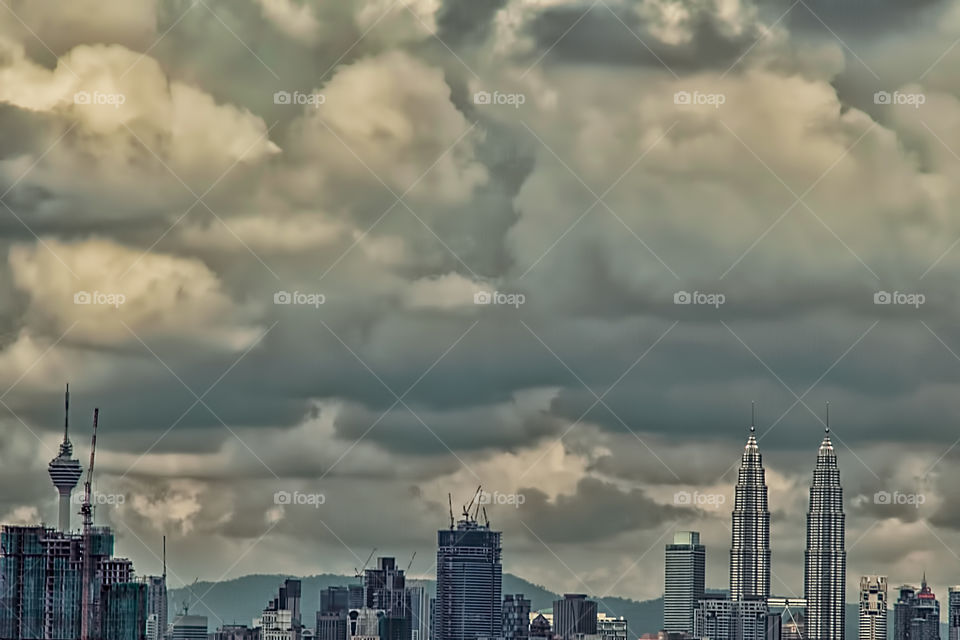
[63,383,70,442]
[163,535,167,580]
[448,494,454,529]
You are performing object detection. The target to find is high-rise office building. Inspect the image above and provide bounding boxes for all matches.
[502,594,531,640]
[101,581,149,640]
[365,558,407,640]
[553,594,598,639]
[435,515,502,640]
[730,415,771,602]
[406,583,431,640]
[894,579,940,640]
[169,614,209,640]
[255,579,303,640]
[142,574,168,640]
[48,384,83,533]
[664,531,706,633]
[859,576,887,640]
[804,422,846,640]
[949,587,960,640]
[317,611,347,640]
[321,587,353,614]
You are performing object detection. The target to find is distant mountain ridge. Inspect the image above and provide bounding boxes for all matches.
[168,573,659,637]
[168,575,881,640]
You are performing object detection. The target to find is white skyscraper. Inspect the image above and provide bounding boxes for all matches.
[859,576,887,640]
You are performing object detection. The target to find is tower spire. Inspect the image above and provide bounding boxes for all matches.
[825,401,830,434]
[49,383,83,532]
[751,401,756,433]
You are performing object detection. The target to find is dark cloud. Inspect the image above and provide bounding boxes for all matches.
[518,477,692,543]
[521,2,762,71]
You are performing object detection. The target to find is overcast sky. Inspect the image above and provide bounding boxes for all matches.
[2,0,960,620]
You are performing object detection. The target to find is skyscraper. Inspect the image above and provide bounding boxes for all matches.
[365,558,407,640]
[407,582,431,640]
[48,384,83,532]
[434,512,502,640]
[859,576,887,640]
[502,594,531,640]
[664,530,706,634]
[142,575,168,640]
[101,581,149,640]
[948,587,960,640]
[804,419,846,640]
[894,579,940,640]
[553,594,598,640]
[730,412,771,602]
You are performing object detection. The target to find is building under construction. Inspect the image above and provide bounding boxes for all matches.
[0,391,147,640]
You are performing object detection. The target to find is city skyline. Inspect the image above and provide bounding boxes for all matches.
[5,0,960,625]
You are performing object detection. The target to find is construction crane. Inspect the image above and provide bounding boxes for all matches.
[447,494,454,529]
[482,506,490,528]
[462,485,482,521]
[406,551,416,572]
[80,408,99,640]
[354,547,377,578]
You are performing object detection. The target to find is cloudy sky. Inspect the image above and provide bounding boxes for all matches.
[3,0,960,625]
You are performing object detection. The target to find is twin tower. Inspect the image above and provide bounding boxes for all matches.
[729,406,846,640]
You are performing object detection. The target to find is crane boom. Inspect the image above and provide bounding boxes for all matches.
[80,408,99,640]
